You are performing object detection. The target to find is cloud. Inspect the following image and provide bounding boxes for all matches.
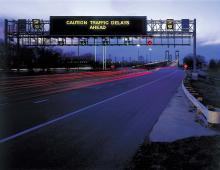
[110,0,220,46]
[0,0,220,59]
[199,39,220,46]
[0,0,119,19]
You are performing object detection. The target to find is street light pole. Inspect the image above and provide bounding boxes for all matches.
[149,47,152,63]
[137,44,140,62]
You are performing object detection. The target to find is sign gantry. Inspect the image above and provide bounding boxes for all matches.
[4,16,197,71]
[5,16,195,47]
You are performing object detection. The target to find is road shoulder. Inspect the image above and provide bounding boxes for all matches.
[149,85,218,142]
[127,86,220,169]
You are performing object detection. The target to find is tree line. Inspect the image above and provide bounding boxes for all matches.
[183,54,220,70]
[208,59,220,70]
[0,40,104,71]
[0,40,146,72]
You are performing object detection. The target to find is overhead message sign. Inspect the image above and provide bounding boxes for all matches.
[50,16,146,36]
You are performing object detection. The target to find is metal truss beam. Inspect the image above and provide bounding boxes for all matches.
[5,19,195,47]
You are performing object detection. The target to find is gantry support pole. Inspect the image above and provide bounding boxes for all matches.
[4,19,8,47]
[193,19,197,72]
[4,19,8,70]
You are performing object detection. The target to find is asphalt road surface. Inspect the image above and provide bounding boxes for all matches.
[0,67,184,170]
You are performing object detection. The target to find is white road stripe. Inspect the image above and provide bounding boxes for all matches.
[33,99,48,104]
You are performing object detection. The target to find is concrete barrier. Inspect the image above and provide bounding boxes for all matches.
[182,81,220,124]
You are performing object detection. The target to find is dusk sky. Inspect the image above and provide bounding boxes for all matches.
[0,0,220,62]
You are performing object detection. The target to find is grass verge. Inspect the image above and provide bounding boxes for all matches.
[128,136,220,170]
[191,69,220,108]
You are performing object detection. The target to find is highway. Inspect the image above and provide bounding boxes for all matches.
[0,67,184,170]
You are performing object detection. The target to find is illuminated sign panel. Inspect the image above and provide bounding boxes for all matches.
[147,39,153,46]
[50,16,146,36]
[166,19,174,30]
[32,19,41,30]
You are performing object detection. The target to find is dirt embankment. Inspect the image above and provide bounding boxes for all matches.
[128,136,220,170]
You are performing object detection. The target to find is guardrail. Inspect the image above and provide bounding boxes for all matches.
[182,81,220,124]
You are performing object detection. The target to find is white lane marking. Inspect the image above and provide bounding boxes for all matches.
[33,99,48,104]
[0,70,178,143]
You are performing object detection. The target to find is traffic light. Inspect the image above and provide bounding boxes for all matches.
[184,64,188,70]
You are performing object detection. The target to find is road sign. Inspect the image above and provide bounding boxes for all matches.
[166,19,174,30]
[18,19,26,33]
[147,40,153,46]
[182,19,189,32]
[32,19,41,30]
[50,16,146,36]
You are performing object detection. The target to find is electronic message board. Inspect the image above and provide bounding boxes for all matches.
[50,16,146,36]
